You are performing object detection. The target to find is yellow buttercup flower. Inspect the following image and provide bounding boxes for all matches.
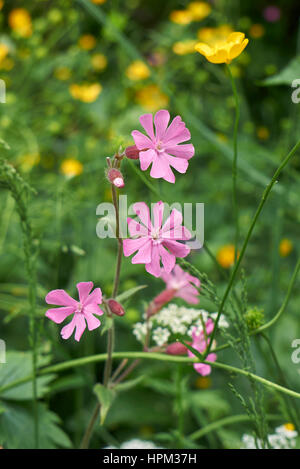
[249,24,265,39]
[78,34,96,50]
[91,0,106,3]
[54,66,71,81]
[91,53,107,71]
[217,244,238,268]
[170,10,192,25]
[195,31,249,64]
[0,1,4,10]
[279,239,293,257]
[197,25,233,45]
[284,423,295,432]
[172,39,197,55]
[69,83,102,103]
[60,159,83,178]
[125,60,150,81]
[187,2,211,21]
[135,84,169,111]
[9,8,33,38]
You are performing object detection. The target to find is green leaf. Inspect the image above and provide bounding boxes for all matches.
[114,375,144,392]
[189,390,230,420]
[260,56,300,86]
[94,383,115,425]
[0,402,72,449]
[116,285,147,303]
[0,351,55,400]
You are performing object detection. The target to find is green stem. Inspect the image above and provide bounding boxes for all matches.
[189,414,282,441]
[3,352,300,401]
[204,138,300,357]
[226,64,240,265]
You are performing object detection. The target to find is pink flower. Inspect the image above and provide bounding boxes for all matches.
[161,264,200,304]
[123,201,191,278]
[188,319,217,376]
[131,110,195,183]
[45,282,104,342]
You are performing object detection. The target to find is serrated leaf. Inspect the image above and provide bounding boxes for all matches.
[114,375,144,392]
[0,402,72,449]
[94,383,115,425]
[116,285,147,303]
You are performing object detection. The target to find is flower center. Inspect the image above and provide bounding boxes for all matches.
[155,140,164,153]
[75,303,84,314]
[151,228,162,244]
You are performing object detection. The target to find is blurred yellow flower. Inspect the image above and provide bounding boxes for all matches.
[256,126,269,140]
[78,34,96,50]
[0,1,4,10]
[0,44,9,63]
[279,239,293,257]
[9,8,33,38]
[91,53,107,71]
[0,58,14,71]
[216,132,228,143]
[195,32,249,64]
[54,66,71,81]
[284,423,295,432]
[217,244,238,268]
[187,2,211,21]
[249,24,265,39]
[172,39,197,55]
[60,159,83,178]
[18,153,40,172]
[91,0,106,3]
[170,10,192,25]
[197,25,233,45]
[126,60,150,81]
[69,83,102,103]
[195,376,212,389]
[135,84,169,111]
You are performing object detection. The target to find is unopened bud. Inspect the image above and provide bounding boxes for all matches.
[125,145,140,160]
[166,342,190,355]
[107,168,125,188]
[147,289,176,317]
[107,299,125,316]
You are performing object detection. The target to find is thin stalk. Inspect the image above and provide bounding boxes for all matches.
[204,139,300,358]
[226,64,240,265]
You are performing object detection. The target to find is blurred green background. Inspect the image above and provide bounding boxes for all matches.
[0,0,299,449]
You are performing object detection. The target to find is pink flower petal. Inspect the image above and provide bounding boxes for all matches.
[61,316,77,340]
[139,149,156,171]
[145,245,161,277]
[84,287,102,306]
[132,202,152,229]
[76,282,93,304]
[131,130,153,150]
[161,209,183,233]
[165,154,189,174]
[123,237,149,257]
[159,245,175,273]
[85,312,101,331]
[193,362,212,376]
[177,287,199,304]
[166,143,195,160]
[152,201,164,230]
[45,289,77,307]
[163,239,190,258]
[74,315,87,342]
[163,225,191,241]
[45,306,74,324]
[84,303,104,316]
[154,109,170,140]
[132,239,152,264]
[163,116,185,143]
[149,153,175,183]
[127,217,148,237]
[164,127,191,146]
[139,113,155,140]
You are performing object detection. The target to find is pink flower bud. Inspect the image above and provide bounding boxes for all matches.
[147,288,176,317]
[107,299,125,316]
[107,169,125,188]
[125,145,140,160]
[166,342,191,355]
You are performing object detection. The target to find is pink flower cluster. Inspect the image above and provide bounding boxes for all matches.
[188,320,217,376]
